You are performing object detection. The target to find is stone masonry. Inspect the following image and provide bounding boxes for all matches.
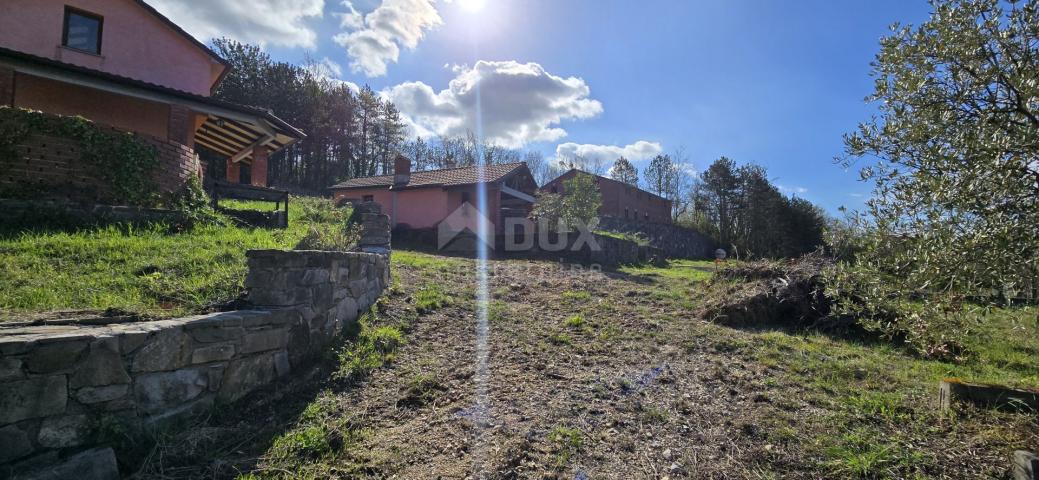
[0,250,389,479]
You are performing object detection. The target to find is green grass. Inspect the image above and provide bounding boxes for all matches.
[392,250,467,271]
[547,426,583,467]
[593,230,650,246]
[561,290,592,302]
[217,198,282,211]
[0,196,344,321]
[414,283,451,312]
[335,310,405,381]
[618,258,717,282]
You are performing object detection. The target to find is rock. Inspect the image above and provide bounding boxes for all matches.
[133,368,209,415]
[336,297,359,324]
[188,325,245,343]
[0,376,67,424]
[26,341,87,373]
[0,424,33,463]
[1015,450,1038,480]
[117,329,149,354]
[241,329,287,354]
[218,354,275,403]
[38,414,89,448]
[75,384,129,404]
[0,357,24,381]
[22,447,119,480]
[191,343,235,364]
[131,329,189,372]
[71,339,130,388]
[274,351,290,377]
[301,269,330,285]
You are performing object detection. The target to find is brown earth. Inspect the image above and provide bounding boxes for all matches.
[132,253,1038,479]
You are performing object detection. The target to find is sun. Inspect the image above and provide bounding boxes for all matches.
[457,0,486,13]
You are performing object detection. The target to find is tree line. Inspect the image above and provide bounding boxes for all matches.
[207,39,406,193]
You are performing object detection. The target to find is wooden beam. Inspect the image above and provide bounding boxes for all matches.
[501,184,536,203]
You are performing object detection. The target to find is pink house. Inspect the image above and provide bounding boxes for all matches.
[330,157,538,235]
[0,0,303,200]
[542,169,673,224]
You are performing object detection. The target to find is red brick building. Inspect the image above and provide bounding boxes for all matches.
[542,169,672,224]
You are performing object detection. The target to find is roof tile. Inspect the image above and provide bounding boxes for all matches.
[330,162,526,190]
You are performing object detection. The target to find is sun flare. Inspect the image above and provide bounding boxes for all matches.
[457,0,486,13]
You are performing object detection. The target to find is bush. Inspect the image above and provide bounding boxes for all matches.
[293,198,357,251]
[168,176,223,227]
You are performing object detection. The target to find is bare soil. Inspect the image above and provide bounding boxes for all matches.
[133,254,1038,479]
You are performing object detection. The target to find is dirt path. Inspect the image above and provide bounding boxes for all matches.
[136,253,1037,479]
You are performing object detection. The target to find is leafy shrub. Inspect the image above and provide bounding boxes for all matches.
[0,107,159,206]
[295,223,360,251]
[824,260,971,361]
[168,175,223,227]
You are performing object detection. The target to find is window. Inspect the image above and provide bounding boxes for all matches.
[624,207,629,219]
[550,187,558,194]
[63,7,103,55]
[644,212,649,221]
[461,192,471,204]
[362,195,374,202]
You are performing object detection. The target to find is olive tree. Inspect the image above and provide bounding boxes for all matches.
[831,0,1039,357]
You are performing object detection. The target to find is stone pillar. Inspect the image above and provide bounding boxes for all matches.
[0,66,14,106]
[226,159,240,183]
[250,146,269,187]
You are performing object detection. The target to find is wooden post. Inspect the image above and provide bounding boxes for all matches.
[939,378,1039,413]
[1014,451,1038,480]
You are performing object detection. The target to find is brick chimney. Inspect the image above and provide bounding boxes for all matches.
[393,155,411,185]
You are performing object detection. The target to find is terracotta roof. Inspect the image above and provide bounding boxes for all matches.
[543,169,672,203]
[0,46,303,140]
[330,162,528,190]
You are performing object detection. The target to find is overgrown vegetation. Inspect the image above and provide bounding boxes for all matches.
[293,197,359,251]
[0,107,159,205]
[826,0,1039,357]
[531,171,602,230]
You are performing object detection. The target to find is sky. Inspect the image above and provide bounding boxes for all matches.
[148,0,936,214]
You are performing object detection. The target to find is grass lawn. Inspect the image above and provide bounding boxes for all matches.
[0,197,344,321]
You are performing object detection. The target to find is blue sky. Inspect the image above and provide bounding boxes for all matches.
[152,0,935,214]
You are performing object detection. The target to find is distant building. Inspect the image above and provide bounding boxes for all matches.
[541,169,672,224]
[0,0,303,199]
[329,156,539,234]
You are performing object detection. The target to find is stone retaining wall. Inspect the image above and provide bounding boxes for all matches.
[597,217,715,259]
[0,250,389,479]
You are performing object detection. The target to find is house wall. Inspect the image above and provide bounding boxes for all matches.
[14,73,171,139]
[334,185,506,232]
[0,0,223,96]
[544,170,672,224]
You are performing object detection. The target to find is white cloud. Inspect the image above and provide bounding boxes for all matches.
[333,0,442,77]
[382,60,604,148]
[147,0,325,48]
[334,1,364,29]
[305,57,360,92]
[779,184,809,195]
[554,141,663,166]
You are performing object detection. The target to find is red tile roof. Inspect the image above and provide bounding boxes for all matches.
[330,162,528,190]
